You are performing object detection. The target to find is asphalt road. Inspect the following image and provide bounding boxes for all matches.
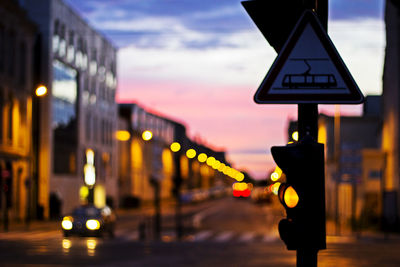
[1,196,400,266]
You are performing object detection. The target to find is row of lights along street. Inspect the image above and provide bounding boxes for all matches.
[170,141,245,182]
[121,129,244,183]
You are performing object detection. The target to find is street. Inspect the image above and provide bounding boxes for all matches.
[1,196,400,266]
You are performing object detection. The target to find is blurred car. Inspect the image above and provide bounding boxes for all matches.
[61,205,116,237]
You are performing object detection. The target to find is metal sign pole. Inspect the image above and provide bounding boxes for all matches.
[296,1,328,266]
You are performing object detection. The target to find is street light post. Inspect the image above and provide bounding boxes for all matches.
[142,130,162,240]
[29,85,48,225]
[170,142,183,240]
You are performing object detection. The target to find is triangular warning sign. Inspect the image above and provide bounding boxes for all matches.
[254,10,364,104]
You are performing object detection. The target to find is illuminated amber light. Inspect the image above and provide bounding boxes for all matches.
[223,166,230,175]
[212,160,221,169]
[206,156,215,166]
[116,130,130,141]
[233,182,248,191]
[272,182,281,195]
[186,149,196,159]
[271,166,282,181]
[236,172,245,181]
[142,130,153,141]
[80,186,89,201]
[198,153,207,163]
[292,131,299,141]
[218,163,225,172]
[170,142,181,152]
[35,85,47,97]
[229,169,238,179]
[284,186,299,208]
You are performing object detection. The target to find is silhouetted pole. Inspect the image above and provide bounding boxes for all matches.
[151,177,161,240]
[173,151,183,240]
[296,1,327,267]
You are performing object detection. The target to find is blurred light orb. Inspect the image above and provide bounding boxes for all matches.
[206,156,215,166]
[142,130,153,141]
[170,142,181,152]
[35,85,47,97]
[292,131,299,141]
[186,149,196,159]
[198,153,207,162]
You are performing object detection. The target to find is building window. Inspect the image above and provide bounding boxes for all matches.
[52,60,78,174]
[90,49,97,76]
[67,30,75,63]
[7,101,12,143]
[59,24,66,58]
[53,19,60,54]
[19,101,27,148]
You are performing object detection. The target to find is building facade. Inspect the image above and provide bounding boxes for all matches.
[22,0,118,217]
[382,0,400,230]
[0,0,36,224]
[118,103,232,207]
[287,96,384,231]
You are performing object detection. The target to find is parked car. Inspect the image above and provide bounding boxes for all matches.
[61,205,116,237]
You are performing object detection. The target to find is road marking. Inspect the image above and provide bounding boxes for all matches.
[215,231,234,242]
[125,231,139,241]
[238,232,256,242]
[262,234,278,243]
[117,230,139,241]
[193,230,213,241]
[192,205,223,228]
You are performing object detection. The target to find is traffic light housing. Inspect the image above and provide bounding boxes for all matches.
[271,136,326,251]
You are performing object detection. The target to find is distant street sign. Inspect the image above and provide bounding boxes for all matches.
[254,10,364,104]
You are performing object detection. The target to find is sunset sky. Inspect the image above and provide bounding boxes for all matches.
[66,0,385,179]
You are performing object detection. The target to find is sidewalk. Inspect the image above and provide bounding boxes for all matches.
[326,219,400,242]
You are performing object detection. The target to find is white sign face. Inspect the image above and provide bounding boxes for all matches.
[254,10,364,104]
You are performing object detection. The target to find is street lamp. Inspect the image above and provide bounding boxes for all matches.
[29,84,48,224]
[142,130,161,240]
[170,142,181,152]
[35,85,47,97]
[142,130,153,141]
[170,141,183,240]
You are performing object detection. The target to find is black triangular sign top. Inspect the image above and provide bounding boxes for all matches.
[254,10,364,104]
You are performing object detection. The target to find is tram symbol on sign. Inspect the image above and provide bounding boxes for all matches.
[251,10,364,104]
[281,58,337,89]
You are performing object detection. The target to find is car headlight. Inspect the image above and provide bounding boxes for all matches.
[86,219,100,230]
[62,216,73,230]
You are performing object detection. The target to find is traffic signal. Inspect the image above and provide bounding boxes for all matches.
[271,135,326,251]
